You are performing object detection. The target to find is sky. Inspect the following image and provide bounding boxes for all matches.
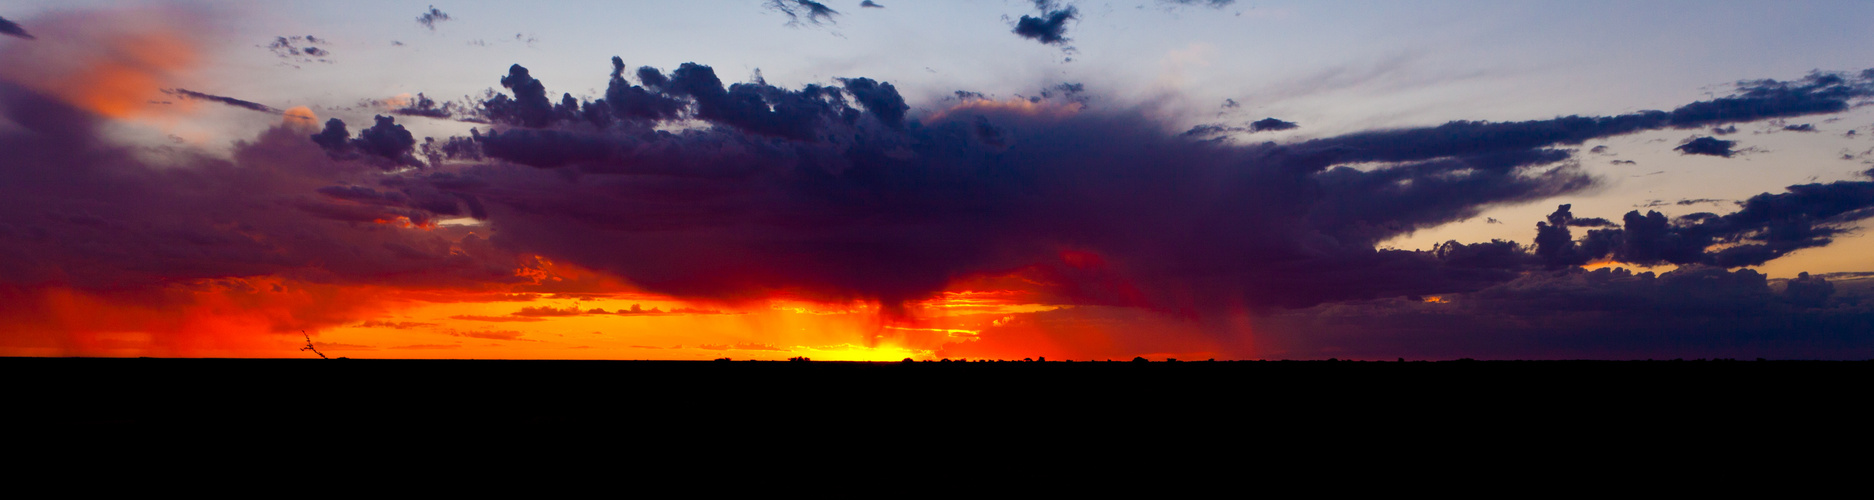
[2,0,1873,360]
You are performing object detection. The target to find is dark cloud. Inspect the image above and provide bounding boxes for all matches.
[0,16,34,40]
[9,27,1874,359]
[600,57,684,124]
[1286,71,1873,168]
[1610,159,1637,165]
[860,1,884,8]
[1667,73,1871,127]
[1567,217,1617,227]
[1589,145,1610,154]
[310,115,425,168]
[769,0,840,27]
[838,77,908,127]
[163,88,281,114]
[1183,117,1296,140]
[0,78,531,344]
[347,61,1874,315]
[1249,117,1299,132]
[1535,178,1874,268]
[391,93,458,119]
[483,65,555,128]
[1038,82,1087,103]
[664,62,844,140]
[1784,272,1835,308]
[265,35,332,66]
[1180,123,1246,140]
[1783,123,1817,132]
[1013,2,1077,45]
[417,6,452,31]
[1637,199,1723,208]
[1675,136,1737,157]
[1711,125,1737,135]
[1254,266,1874,360]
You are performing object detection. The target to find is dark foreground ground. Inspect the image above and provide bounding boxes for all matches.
[8,357,1870,435]
[11,357,1874,480]
[12,357,1864,482]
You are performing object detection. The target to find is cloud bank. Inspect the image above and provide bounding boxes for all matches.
[5,8,1874,358]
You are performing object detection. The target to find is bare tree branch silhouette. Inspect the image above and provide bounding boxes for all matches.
[300,331,328,359]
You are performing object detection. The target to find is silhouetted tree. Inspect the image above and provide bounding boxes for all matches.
[300,331,327,359]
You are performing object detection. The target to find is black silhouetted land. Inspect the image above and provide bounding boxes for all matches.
[10,357,1860,481]
[6,357,1868,441]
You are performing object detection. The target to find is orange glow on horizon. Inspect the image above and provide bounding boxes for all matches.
[0,252,1216,361]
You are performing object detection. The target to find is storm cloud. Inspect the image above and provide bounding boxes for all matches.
[362,60,1874,314]
[8,11,1874,358]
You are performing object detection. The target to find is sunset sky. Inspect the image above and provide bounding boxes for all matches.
[3,1,1873,360]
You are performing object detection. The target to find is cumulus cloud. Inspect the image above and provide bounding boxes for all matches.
[310,115,425,168]
[1013,1,1077,45]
